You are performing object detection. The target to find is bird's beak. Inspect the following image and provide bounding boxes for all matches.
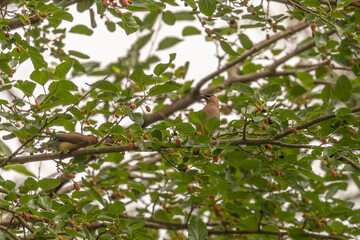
[200,94,212,100]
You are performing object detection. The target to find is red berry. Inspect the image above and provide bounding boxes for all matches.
[208,194,215,199]
[26,19,31,25]
[8,72,13,77]
[187,186,192,191]
[103,0,109,7]
[121,0,127,7]
[69,220,75,226]
[14,198,18,203]
[77,225,83,231]
[128,134,133,138]
[266,144,272,150]
[18,211,23,216]
[116,142,122,146]
[233,217,238,223]
[143,135,149,140]
[128,142,134,148]
[313,217,318,223]
[349,129,355,135]
[69,173,76,179]
[176,139,181,145]
[130,104,136,110]
[117,10,123,17]
[110,228,115,234]
[292,138,297,142]
[264,118,269,124]
[262,124,267,131]
[112,1,118,6]
[252,11,257,15]
[145,105,151,112]
[321,138,327,144]
[322,160,328,166]
[35,102,40,109]
[86,119,91,125]
[213,155,219,162]
[24,214,30,221]
[266,34,270,40]
[39,148,44,153]
[111,193,116,200]
[290,127,298,135]
[135,85,140,89]
[5,32,9,38]
[332,170,337,178]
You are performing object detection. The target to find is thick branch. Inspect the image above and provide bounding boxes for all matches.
[142,21,310,127]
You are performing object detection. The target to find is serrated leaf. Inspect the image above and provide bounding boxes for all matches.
[232,82,254,94]
[199,0,217,16]
[70,25,94,36]
[149,81,181,95]
[335,75,351,101]
[337,0,353,7]
[176,123,195,134]
[108,201,125,215]
[188,216,207,240]
[4,164,35,177]
[239,33,253,50]
[14,80,36,97]
[122,12,139,35]
[30,69,51,85]
[205,117,220,133]
[129,69,152,86]
[54,60,73,79]
[189,110,207,124]
[158,37,182,50]
[38,178,61,191]
[260,84,281,98]
[128,111,144,126]
[28,46,47,69]
[220,41,239,56]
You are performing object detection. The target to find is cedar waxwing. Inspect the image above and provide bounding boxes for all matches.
[196,95,220,136]
[193,95,220,156]
[47,132,97,152]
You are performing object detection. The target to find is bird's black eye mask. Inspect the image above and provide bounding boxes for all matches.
[200,94,213,100]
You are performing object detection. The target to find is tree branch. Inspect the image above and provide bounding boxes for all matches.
[142,21,310,127]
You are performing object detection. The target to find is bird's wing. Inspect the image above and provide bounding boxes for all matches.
[54,133,86,144]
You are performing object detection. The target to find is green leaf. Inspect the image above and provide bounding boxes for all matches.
[54,60,73,80]
[14,80,36,97]
[239,33,253,50]
[188,216,207,240]
[182,26,201,36]
[314,32,328,47]
[337,0,353,7]
[176,123,195,134]
[129,69,153,86]
[30,70,51,85]
[335,75,351,101]
[162,11,176,25]
[297,168,324,182]
[198,0,217,16]
[0,140,11,156]
[189,110,207,124]
[184,0,197,8]
[302,0,320,7]
[220,41,239,56]
[149,81,181,95]
[28,46,47,69]
[52,11,74,22]
[38,178,61,191]
[154,53,176,76]
[69,50,90,59]
[96,80,120,92]
[108,201,125,215]
[4,164,35,177]
[106,21,116,32]
[128,111,144,126]
[204,117,220,133]
[122,12,139,35]
[232,82,254,95]
[49,80,78,93]
[158,37,182,50]
[260,84,281,98]
[69,25,94,36]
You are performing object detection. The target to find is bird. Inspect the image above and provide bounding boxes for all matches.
[193,94,220,156]
[47,132,97,152]
[196,94,220,136]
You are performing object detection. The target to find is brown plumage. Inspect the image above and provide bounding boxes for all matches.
[48,132,97,151]
[196,95,220,136]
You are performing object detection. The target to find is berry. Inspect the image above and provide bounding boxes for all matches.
[18,211,23,216]
[349,129,355,135]
[143,135,149,140]
[321,138,327,144]
[117,10,123,17]
[69,173,76,179]
[213,155,219,162]
[264,118,269,124]
[121,0,127,7]
[24,214,30,221]
[110,228,115,234]
[262,124,267,130]
[5,32,9,38]
[145,105,151,112]
[266,144,272,150]
[103,0,109,7]
[35,102,40,109]
[331,170,337,178]
[233,217,239,223]
[128,142,134,148]
[116,142,122,146]
[322,160,328,166]
[302,213,307,219]
[112,1,118,6]
[130,104,136,110]
[266,34,270,40]
[77,225,83,231]
[69,220,75,226]
[187,186,192,191]
[313,217,318,223]
[128,134,133,138]
[26,18,31,25]
[208,194,215,199]
[135,85,140,89]
[290,127,298,135]
[292,138,297,142]
[8,72,13,77]
[176,139,181,145]
[252,11,257,15]
[39,148,44,153]
[86,119,91,125]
